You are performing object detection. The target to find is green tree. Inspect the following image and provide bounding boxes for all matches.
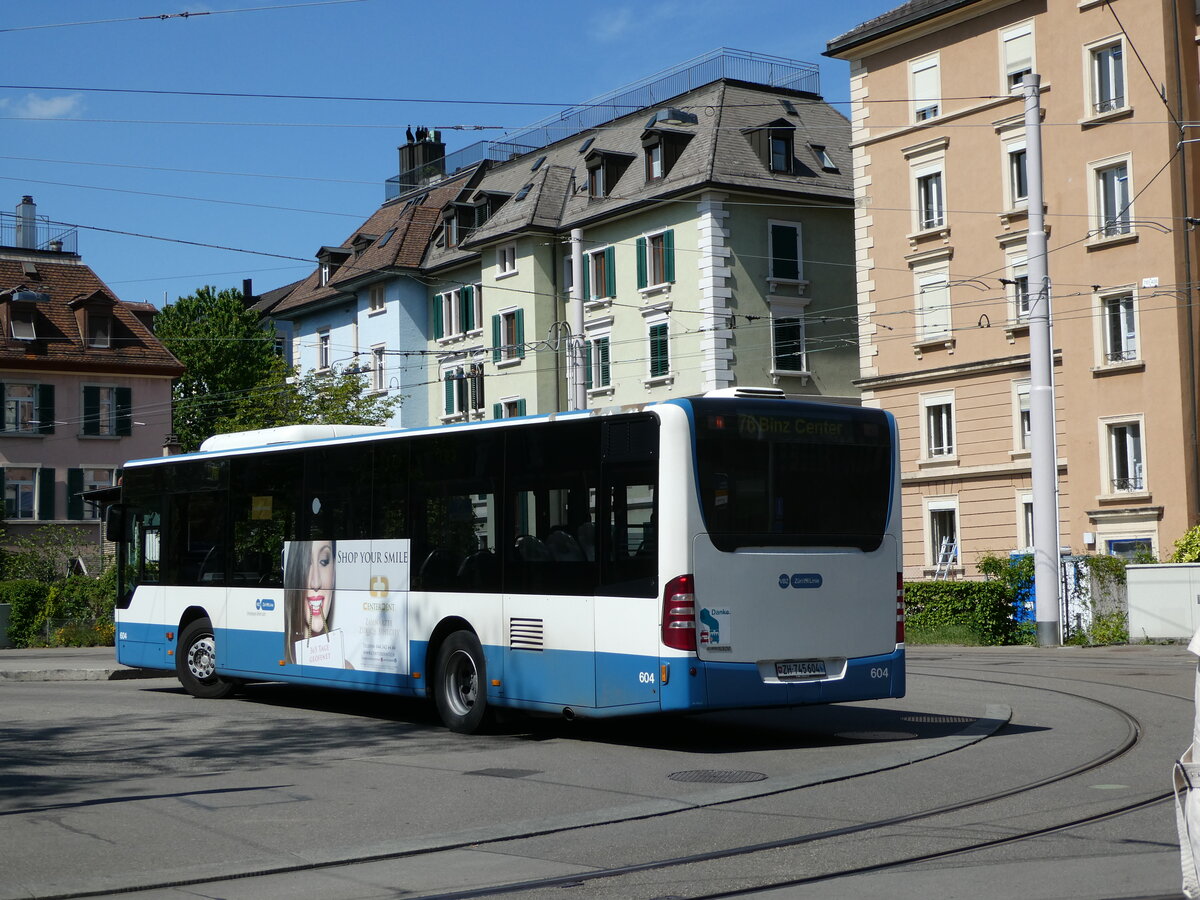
[156,285,401,451]
[155,285,284,452]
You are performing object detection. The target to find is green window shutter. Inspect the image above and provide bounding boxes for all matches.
[604,247,616,298]
[37,384,54,434]
[444,374,455,415]
[663,229,675,283]
[37,468,55,521]
[460,285,474,332]
[515,309,525,359]
[598,337,611,386]
[67,468,84,520]
[493,403,503,420]
[433,295,444,339]
[116,387,132,436]
[771,224,800,280]
[582,256,591,300]
[491,314,502,362]
[82,386,100,436]
[584,340,593,389]
[517,399,527,416]
[650,324,669,377]
[636,237,648,290]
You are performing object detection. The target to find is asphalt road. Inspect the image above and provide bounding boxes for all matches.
[0,645,1192,900]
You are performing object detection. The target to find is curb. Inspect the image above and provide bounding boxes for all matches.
[0,667,173,683]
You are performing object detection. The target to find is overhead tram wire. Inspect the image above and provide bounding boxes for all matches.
[0,0,373,34]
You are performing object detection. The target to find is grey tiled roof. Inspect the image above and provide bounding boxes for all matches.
[421,78,851,270]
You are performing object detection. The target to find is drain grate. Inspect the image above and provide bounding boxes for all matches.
[668,769,767,784]
[900,714,977,724]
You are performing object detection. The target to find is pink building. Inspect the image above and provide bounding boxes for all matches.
[0,197,182,572]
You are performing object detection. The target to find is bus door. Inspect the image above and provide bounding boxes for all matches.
[501,424,598,709]
[116,506,167,670]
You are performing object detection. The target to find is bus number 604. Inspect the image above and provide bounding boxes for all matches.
[638,671,656,684]
[870,667,889,679]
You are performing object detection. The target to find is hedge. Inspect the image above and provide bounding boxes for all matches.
[0,580,53,648]
[904,580,1017,645]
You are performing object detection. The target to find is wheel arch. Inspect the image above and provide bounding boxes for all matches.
[178,605,211,636]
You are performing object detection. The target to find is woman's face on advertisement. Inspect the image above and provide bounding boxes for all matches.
[304,541,334,635]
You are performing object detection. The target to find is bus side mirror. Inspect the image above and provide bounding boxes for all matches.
[105,505,126,542]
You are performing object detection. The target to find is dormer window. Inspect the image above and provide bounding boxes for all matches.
[316,247,350,286]
[87,312,112,348]
[11,307,36,341]
[810,144,838,172]
[744,120,796,175]
[642,129,693,182]
[443,203,476,248]
[584,149,634,199]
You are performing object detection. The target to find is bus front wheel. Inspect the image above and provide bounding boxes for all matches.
[176,617,235,699]
[434,630,490,734]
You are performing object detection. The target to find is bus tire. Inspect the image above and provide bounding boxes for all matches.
[176,617,235,700]
[434,630,490,734]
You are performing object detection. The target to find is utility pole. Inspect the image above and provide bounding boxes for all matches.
[568,228,587,411]
[1023,73,1062,647]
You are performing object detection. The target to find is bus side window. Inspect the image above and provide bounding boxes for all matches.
[230,452,301,587]
[599,468,657,597]
[165,492,227,585]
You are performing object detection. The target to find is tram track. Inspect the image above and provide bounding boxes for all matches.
[34,666,1165,900]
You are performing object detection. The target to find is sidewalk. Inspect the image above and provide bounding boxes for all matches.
[0,646,172,682]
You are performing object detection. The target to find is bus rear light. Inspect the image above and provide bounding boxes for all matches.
[662,574,697,651]
[896,572,905,644]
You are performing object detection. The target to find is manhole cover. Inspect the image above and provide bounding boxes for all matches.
[668,770,767,784]
[900,714,977,724]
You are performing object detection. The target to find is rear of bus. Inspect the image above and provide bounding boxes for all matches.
[657,395,903,713]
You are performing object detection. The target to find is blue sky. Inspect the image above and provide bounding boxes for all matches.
[2,0,890,307]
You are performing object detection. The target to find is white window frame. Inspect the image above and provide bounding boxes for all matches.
[4,383,36,434]
[87,311,112,348]
[1005,140,1028,210]
[769,298,808,375]
[316,329,331,370]
[1099,414,1146,496]
[10,307,36,341]
[81,466,115,520]
[642,228,673,290]
[497,243,518,278]
[925,496,960,568]
[1087,37,1127,117]
[498,308,522,363]
[586,330,612,393]
[1013,380,1032,453]
[442,363,485,421]
[1001,21,1034,92]
[367,283,386,314]
[1091,156,1132,239]
[645,313,672,385]
[916,169,945,230]
[586,247,613,302]
[1004,241,1030,321]
[320,263,331,286]
[1018,492,1034,552]
[904,137,948,236]
[1098,288,1138,365]
[914,263,951,341]
[910,55,941,122]
[921,391,956,462]
[497,397,524,419]
[767,220,803,283]
[370,344,386,393]
[4,466,37,520]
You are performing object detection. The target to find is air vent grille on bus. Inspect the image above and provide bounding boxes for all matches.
[509,617,544,651]
[603,416,658,461]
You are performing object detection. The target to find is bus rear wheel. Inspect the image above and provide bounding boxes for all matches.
[434,630,490,734]
[176,617,235,699]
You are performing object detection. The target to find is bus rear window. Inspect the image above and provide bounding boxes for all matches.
[692,401,892,551]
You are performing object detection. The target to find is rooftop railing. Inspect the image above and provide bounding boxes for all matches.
[0,211,78,255]
[386,48,820,201]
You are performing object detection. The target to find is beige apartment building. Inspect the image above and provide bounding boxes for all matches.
[826,0,1200,578]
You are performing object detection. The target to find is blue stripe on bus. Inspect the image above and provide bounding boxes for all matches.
[115,617,903,716]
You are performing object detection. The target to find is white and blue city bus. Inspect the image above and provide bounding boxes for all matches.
[111,390,904,733]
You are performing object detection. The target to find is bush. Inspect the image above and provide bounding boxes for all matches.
[904,580,1017,645]
[0,580,52,648]
[1171,524,1200,563]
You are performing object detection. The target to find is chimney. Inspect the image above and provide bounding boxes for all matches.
[15,196,37,249]
[397,127,446,193]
